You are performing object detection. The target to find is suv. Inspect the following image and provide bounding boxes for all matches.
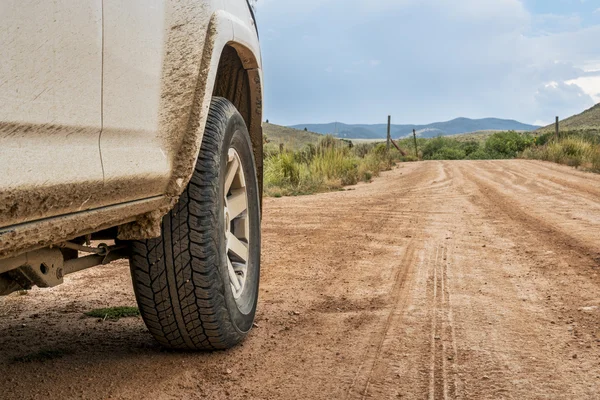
[0,0,263,351]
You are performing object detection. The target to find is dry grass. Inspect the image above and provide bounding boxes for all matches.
[263,123,323,152]
[521,133,600,172]
[264,137,407,197]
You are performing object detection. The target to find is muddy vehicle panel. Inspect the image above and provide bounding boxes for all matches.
[0,0,263,350]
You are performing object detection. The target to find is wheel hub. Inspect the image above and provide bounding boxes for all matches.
[224,148,250,301]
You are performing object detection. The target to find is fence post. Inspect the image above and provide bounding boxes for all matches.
[555,116,559,140]
[413,129,418,159]
[279,143,284,154]
[386,115,391,153]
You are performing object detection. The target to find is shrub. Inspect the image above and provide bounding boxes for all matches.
[429,147,466,160]
[353,143,374,158]
[521,132,600,172]
[461,140,480,157]
[484,131,534,158]
[422,137,458,159]
[422,137,482,160]
[467,149,495,160]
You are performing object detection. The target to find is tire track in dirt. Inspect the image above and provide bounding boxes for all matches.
[345,163,448,400]
[428,244,459,400]
[444,161,600,399]
[348,161,466,400]
[461,162,600,265]
[348,240,417,400]
[479,160,600,209]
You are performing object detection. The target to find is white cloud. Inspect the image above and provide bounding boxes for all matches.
[534,81,595,119]
[566,76,600,102]
[255,0,600,125]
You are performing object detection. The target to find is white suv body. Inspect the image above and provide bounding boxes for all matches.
[0,0,262,258]
[0,0,263,350]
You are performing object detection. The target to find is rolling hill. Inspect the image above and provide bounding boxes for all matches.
[291,118,540,140]
[536,102,600,133]
[263,123,323,151]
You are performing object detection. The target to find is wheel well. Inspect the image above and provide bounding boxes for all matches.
[213,45,263,200]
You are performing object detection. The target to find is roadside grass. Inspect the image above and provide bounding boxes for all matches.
[11,348,73,363]
[264,129,599,197]
[264,135,409,196]
[522,130,600,172]
[84,306,140,321]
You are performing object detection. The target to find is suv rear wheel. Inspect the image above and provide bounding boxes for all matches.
[129,97,261,350]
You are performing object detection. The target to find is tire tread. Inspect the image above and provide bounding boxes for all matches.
[130,97,246,350]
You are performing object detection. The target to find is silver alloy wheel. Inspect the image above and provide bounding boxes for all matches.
[224,148,250,301]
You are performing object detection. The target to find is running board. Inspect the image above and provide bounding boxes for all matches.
[0,196,169,261]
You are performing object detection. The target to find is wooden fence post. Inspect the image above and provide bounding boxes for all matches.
[386,115,391,153]
[555,116,559,140]
[279,143,284,154]
[413,129,418,159]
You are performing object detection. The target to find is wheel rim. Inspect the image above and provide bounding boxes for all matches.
[224,148,250,301]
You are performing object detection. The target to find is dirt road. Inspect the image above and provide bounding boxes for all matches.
[1,160,600,399]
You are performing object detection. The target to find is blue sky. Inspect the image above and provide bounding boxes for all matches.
[254,0,600,126]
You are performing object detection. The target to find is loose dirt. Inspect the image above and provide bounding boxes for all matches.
[1,160,599,399]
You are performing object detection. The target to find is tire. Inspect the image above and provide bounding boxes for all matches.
[129,97,261,350]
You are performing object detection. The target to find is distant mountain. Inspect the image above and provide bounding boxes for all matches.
[291,118,540,139]
[536,102,600,133]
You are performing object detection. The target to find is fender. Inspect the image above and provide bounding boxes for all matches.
[118,7,263,239]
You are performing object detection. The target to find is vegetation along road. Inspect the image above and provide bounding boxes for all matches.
[1,160,600,399]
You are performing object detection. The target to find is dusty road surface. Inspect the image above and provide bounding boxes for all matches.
[1,160,600,399]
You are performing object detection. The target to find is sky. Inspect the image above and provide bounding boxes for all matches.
[254,0,600,126]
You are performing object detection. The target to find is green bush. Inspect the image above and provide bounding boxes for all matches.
[484,131,534,158]
[422,137,457,159]
[462,141,480,157]
[418,132,536,161]
[466,149,496,160]
[422,137,480,160]
[429,147,466,160]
